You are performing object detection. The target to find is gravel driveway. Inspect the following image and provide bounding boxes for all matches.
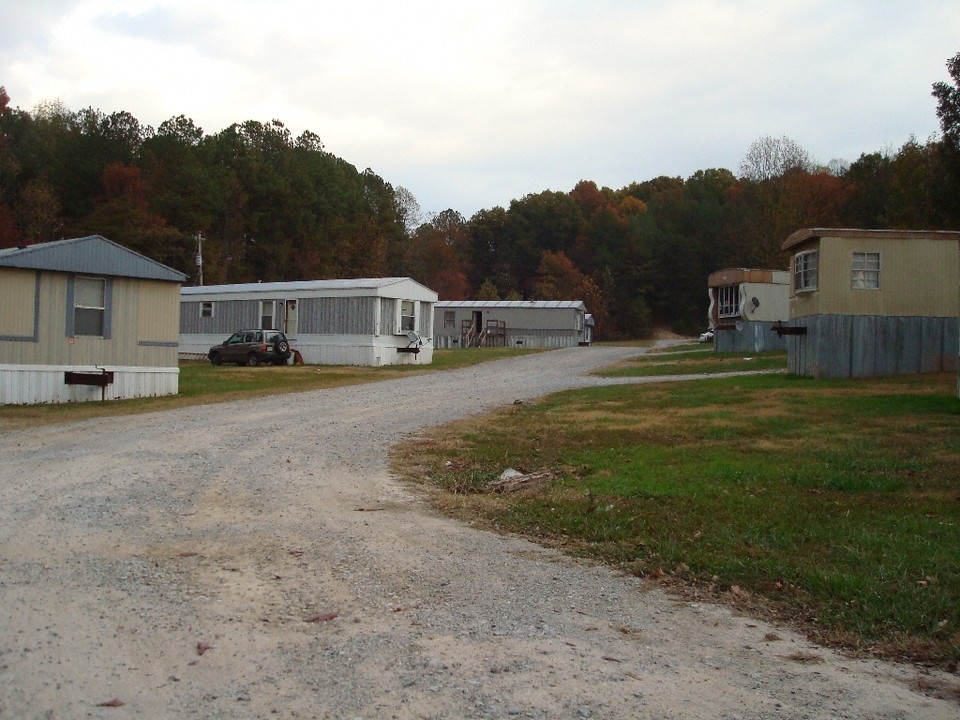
[1,343,956,719]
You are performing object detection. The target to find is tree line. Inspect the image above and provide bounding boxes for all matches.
[2,52,958,337]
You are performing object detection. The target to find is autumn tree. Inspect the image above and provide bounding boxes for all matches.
[406,209,470,299]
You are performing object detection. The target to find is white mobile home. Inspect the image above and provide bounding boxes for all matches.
[706,268,789,353]
[433,300,590,348]
[0,235,186,404]
[180,278,437,366]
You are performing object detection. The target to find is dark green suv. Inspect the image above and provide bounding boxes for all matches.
[208,330,292,366]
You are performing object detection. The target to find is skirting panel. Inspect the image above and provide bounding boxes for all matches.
[0,364,180,405]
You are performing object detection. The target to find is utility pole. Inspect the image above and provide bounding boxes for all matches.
[195,232,204,286]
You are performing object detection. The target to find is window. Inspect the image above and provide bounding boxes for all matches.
[717,284,740,318]
[400,300,416,333]
[443,310,455,328]
[851,252,880,290]
[794,250,818,292]
[200,301,214,318]
[261,300,274,330]
[74,277,105,336]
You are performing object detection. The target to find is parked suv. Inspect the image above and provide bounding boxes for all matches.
[208,330,292,366]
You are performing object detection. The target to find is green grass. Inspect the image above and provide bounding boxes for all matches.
[394,368,960,667]
[596,349,788,377]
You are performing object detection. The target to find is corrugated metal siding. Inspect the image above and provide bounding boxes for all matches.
[434,328,580,349]
[1,365,179,405]
[433,306,583,335]
[788,314,958,378]
[179,299,259,335]
[300,297,376,334]
[714,321,787,353]
[418,302,433,337]
[379,297,394,335]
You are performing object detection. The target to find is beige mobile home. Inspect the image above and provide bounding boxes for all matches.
[433,300,590,348]
[780,228,960,378]
[180,278,437,366]
[706,268,789,353]
[0,235,187,404]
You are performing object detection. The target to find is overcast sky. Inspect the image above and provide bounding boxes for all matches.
[2,1,958,220]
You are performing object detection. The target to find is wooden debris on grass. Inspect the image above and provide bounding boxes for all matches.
[486,468,553,494]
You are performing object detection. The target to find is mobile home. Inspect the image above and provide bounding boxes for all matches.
[0,235,186,404]
[707,268,789,353]
[180,278,437,366]
[779,228,960,378]
[433,300,590,349]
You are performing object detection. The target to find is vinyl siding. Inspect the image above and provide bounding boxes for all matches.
[1,272,179,368]
[0,268,38,338]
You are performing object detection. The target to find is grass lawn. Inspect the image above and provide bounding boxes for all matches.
[393,348,960,668]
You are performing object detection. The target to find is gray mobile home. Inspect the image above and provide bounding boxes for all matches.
[707,268,789,353]
[180,278,437,366]
[780,228,960,378]
[433,300,590,348]
[0,235,186,404]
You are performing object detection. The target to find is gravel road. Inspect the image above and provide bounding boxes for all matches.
[1,343,956,719]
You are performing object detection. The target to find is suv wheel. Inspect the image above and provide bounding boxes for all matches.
[246,353,261,367]
[209,352,222,366]
[274,338,289,354]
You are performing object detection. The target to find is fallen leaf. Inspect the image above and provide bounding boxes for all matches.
[178,551,198,557]
[601,655,622,663]
[304,611,338,623]
[97,698,125,707]
[288,549,304,557]
[197,642,213,655]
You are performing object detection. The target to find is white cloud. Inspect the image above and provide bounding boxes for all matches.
[2,0,957,216]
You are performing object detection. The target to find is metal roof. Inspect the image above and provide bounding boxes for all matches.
[782,227,960,251]
[435,300,586,310]
[180,277,432,295]
[0,235,187,282]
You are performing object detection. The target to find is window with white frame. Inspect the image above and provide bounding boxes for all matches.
[717,284,740,318]
[261,300,274,329]
[851,251,880,290]
[400,300,416,333]
[200,301,214,318]
[794,250,818,292]
[74,276,106,336]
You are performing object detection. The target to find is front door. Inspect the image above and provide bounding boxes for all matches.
[284,299,298,337]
